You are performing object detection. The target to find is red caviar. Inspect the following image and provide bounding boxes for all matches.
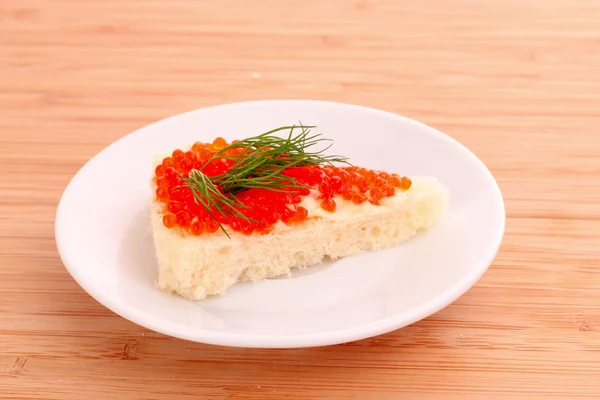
[189,220,204,235]
[154,139,412,236]
[163,213,176,228]
[213,137,227,150]
[320,198,336,212]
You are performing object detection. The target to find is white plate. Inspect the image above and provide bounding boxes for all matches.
[55,100,505,348]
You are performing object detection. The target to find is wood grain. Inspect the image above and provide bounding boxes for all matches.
[1,0,600,398]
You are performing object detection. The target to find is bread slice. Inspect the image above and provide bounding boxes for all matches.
[151,176,448,300]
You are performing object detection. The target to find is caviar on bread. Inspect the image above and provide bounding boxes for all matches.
[150,125,449,300]
[154,138,413,237]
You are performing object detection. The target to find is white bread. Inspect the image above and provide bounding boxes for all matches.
[151,176,449,300]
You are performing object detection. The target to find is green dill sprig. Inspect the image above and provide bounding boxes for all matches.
[181,124,349,237]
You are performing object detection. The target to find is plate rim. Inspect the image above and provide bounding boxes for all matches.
[55,99,506,348]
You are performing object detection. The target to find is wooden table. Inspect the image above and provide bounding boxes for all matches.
[2,0,599,398]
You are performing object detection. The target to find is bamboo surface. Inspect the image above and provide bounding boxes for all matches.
[1,0,600,399]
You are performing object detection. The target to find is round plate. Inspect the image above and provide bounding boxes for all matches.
[55,100,505,348]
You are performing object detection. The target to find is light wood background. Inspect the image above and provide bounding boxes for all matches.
[2,0,600,398]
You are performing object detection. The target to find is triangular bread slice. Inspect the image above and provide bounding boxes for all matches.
[151,175,448,300]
